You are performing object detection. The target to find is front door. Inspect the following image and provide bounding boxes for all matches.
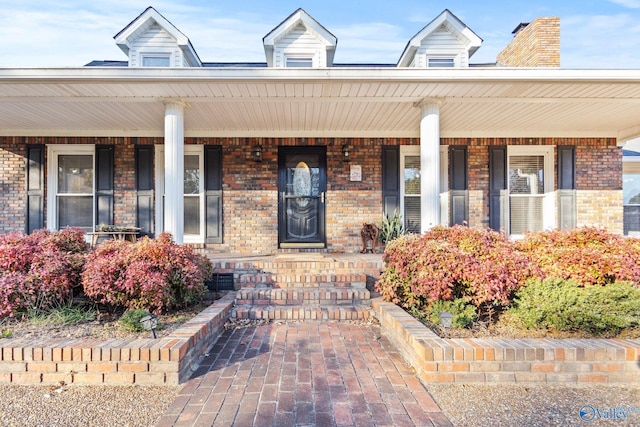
[278,147,326,248]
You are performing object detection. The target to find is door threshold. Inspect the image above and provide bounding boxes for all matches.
[279,242,326,249]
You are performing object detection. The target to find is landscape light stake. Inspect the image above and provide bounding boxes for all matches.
[440,312,453,338]
[140,313,158,339]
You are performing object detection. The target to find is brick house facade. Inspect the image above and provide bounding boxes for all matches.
[0,8,635,254]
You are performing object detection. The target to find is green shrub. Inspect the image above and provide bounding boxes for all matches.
[118,309,152,332]
[508,278,640,335]
[378,210,407,244]
[427,299,477,329]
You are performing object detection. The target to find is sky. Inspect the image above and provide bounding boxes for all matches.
[1,0,640,68]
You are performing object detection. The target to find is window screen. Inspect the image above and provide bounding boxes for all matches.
[142,55,170,67]
[509,155,544,234]
[286,57,313,68]
[404,155,421,233]
[428,58,455,68]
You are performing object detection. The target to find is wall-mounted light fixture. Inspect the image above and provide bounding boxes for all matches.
[252,144,263,162]
[342,144,351,162]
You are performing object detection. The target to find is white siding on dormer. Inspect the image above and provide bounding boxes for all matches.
[128,24,183,67]
[413,26,469,68]
[273,25,327,68]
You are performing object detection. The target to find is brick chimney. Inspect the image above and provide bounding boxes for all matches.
[496,17,560,67]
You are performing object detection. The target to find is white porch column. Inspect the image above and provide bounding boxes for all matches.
[419,101,441,233]
[164,101,185,244]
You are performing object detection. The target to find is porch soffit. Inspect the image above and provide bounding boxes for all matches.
[1,68,640,141]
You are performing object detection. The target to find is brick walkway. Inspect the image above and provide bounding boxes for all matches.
[156,321,453,427]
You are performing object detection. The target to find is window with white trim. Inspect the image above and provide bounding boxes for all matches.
[141,54,171,67]
[285,57,313,68]
[399,146,448,233]
[47,145,94,232]
[507,146,554,236]
[155,145,205,243]
[401,149,421,233]
[623,159,640,235]
[427,57,455,68]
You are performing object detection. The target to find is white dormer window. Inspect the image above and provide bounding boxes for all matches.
[263,9,337,68]
[114,7,202,68]
[142,54,171,67]
[286,56,313,68]
[428,57,455,68]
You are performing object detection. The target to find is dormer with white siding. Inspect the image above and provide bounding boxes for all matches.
[397,9,482,68]
[114,7,201,67]
[263,9,337,68]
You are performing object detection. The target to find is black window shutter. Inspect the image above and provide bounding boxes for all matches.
[449,146,468,226]
[25,144,44,233]
[489,146,507,231]
[557,145,576,230]
[382,145,400,219]
[135,145,155,237]
[205,145,223,243]
[95,145,114,228]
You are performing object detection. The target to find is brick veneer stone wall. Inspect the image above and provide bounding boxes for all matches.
[444,137,622,233]
[497,17,560,67]
[0,138,25,233]
[0,135,624,250]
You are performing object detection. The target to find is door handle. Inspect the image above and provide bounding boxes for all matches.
[321,192,325,203]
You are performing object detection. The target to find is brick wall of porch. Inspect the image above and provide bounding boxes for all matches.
[0,135,623,250]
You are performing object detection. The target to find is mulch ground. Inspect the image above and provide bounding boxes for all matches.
[0,291,223,341]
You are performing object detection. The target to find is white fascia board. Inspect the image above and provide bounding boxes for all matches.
[3,66,640,83]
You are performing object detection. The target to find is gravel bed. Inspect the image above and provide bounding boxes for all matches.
[0,384,179,427]
[428,383,640,426]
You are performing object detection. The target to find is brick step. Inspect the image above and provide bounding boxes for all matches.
[210,260,383,278]
[239,273,367,288]
[235,287,371,306]
[232,304,372,321]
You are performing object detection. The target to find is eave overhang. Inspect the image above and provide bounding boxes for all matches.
[0,67,639,142]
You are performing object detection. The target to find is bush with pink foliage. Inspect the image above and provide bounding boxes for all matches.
[82,233,211,312]
[0,228,88,318]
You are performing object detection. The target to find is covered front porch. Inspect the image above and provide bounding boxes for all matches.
[2,67,640,252]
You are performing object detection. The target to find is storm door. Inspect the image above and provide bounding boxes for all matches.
[278,147,326,248]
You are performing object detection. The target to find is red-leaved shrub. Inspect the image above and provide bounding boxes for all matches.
[515,227,640,286]
[82,233,211,312]
[375,226,540,314]
[0,228,88,318]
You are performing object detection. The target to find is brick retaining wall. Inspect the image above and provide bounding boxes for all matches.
[3,293,639,386]
[372,298,640,384]
[0,293,234,386]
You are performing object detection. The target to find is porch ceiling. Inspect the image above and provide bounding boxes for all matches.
[1,67,640,141]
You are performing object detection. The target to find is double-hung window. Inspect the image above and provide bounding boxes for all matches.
[400,148,421,233]
[623,159,640,235]
[399,146,448,233]
[47,145,94,232]
[155,145,205,243]
[507,146,554,237]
